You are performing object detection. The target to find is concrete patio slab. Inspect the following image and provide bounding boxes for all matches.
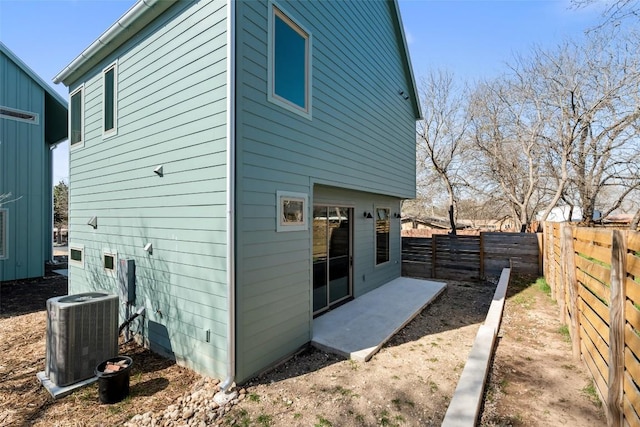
[312,277,447,362]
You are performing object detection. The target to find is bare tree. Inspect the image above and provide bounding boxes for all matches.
[573,0,640,28]
[416,70,470,234]
[553,34,640,222]
[468,75,546,232]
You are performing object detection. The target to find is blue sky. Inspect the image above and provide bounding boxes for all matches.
[0,0,603,184]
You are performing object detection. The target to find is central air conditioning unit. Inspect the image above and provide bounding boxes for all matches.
[45,292,119,386]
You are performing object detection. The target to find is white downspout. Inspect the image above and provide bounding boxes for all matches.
[219,0,236,394]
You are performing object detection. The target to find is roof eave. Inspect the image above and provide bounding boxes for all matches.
[53,0,180,87]
[0,41,68,109]
[392,0,422,120]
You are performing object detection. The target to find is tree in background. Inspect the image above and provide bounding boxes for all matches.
[416,69,471,234]
[53,181,68,242]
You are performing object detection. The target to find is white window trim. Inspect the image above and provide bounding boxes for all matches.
[267,1,312,119]
[102,61,118,138]
[277,191,308,232]
[374,207,391,266]
[0,105,39,125]
[103,249,117,275]
[0,209,8,260]
[69,84,85,150]
[69,244,85,269]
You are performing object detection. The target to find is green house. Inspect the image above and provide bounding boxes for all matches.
[53,0,420,384]
[0,42,68,281]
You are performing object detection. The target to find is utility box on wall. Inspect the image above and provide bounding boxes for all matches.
[118,259,136,304]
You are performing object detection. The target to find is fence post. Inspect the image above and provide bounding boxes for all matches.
[480,232,485,279]
[561,224,581,360]
[431,236,437,279]
[549,223,556,299]
[557,224,568,325]
[537,231,544,277]
[608,230,626,427]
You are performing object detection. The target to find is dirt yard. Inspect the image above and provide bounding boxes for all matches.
[0,266,604,426]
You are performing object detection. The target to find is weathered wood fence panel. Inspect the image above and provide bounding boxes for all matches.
[401,237,434,279]
[401,232,540,281]
[482,232,540,277]
[434,235,481,280]
[543,222,640,426]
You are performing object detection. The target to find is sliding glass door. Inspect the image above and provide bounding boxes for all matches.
[312,206,352,314]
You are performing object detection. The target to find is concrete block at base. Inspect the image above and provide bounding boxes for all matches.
[441,325,497,427]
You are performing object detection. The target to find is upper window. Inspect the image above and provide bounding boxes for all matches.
[70,85,84,148]
[375,208,390,265]
[0,209,7,260]
[103,62,118,136]
[0,106,39,125]
[269,3,311,118]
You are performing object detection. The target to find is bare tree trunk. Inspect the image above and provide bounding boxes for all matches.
[448,204,457,235]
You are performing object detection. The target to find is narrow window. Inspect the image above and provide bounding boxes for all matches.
[375,208,390,265]
[0,209,7,260]
[69,244,84,268]
[103,62,117,136]
[0,106,39,124]
[70,86,84,148]
[269,3,311,117]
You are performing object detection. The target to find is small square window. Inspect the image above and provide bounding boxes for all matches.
[104,252,116,272]
[276,191,308,232]
[70,85,84,148]
[69,244,84,268]
[268,3,312,118]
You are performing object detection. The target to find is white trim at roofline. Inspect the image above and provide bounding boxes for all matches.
[391,0,422,120]
[53,0,179,86]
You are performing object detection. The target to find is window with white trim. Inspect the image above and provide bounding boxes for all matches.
[103,250,117,274]
[70,85,84,148]
[0,209,7,260]
[69,244,84,268]
[103,62,117,136]
[375,208,390,265]
[0,106,39,125]
[268,2,311,118]
[276,191,308,232]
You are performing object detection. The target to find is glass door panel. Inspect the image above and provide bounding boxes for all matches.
[313,206,328,313]
[328,207,350,303]
[313,205,352,314]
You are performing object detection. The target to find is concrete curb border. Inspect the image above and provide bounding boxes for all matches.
[441,268,511,427]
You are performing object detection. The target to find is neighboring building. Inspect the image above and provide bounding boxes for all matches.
[537,206,602,223]
[0,42,68,281]
[54,0,420,383]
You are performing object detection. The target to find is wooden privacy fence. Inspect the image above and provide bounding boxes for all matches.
[543,222,640,426]
[402,232,541,280]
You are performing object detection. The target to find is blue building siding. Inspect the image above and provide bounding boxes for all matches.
[65,0,229,377]
[234,0,417,381]
[0,47,56,281]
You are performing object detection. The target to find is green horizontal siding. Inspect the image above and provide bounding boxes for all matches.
[67,0,229,379]
[234,0,415,382]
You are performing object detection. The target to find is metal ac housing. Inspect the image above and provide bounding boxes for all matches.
[45,292,119,386]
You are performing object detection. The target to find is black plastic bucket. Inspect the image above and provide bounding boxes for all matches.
[95,356,133,404]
